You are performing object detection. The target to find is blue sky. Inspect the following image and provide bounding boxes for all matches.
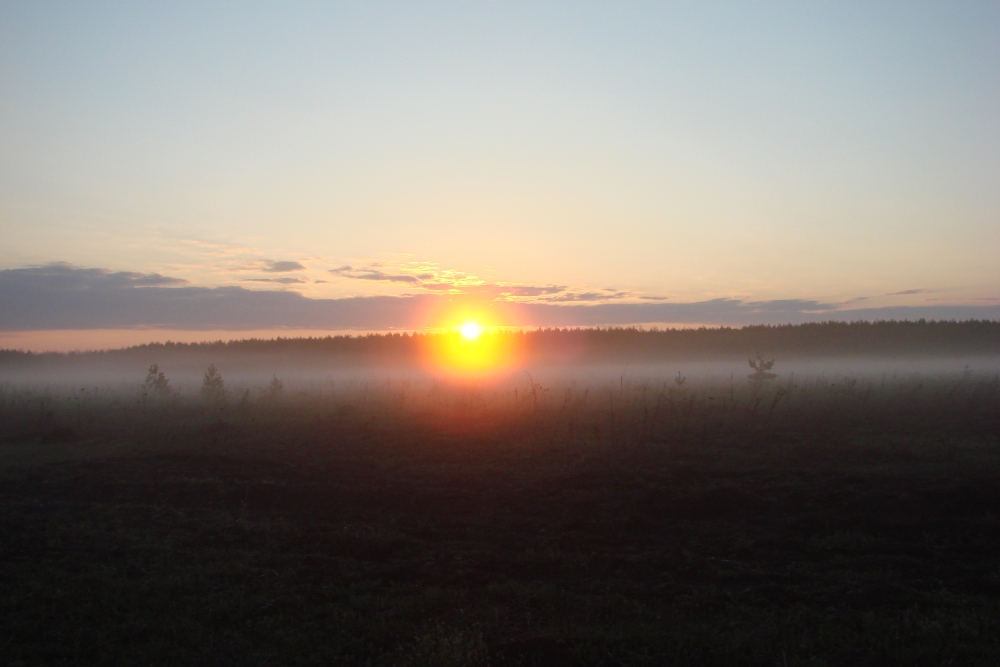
[1,2,998,346]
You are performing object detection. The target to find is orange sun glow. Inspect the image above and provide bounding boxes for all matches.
[421,318,521,377]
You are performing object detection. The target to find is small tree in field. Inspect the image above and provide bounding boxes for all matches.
[202,364,225,404]
[748,353,777,385]
[266,375,284,399]
[144,364,171,397]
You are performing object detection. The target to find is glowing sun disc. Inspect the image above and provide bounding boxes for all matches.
[460,322,482,340]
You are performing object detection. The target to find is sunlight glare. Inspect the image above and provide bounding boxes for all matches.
[460,322,482,340]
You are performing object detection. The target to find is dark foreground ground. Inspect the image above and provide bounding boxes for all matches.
[2,375,999,665]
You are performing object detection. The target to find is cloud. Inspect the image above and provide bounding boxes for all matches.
[887,289,931,296]
[2,264,998,332]
[330,266,432,284]
[236,260,307,274]
[261,261,306,273]
[494,285,567,297]
[0,262,189,289]
[743,299,838,313]
[0,264,428,330]
[242,277,308,284]
[542,291,632,303]
[329,261,619,302]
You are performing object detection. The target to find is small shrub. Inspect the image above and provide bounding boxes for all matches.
[748,353,777,384]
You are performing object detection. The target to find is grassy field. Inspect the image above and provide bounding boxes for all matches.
[1,369,999,665]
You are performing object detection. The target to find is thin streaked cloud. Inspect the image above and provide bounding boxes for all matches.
[886,289,932,296]
[259,260,307,273]
[242,277,308,284]
[329,260,637,303]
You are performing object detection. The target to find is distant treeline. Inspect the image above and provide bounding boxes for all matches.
[2,320,999,369]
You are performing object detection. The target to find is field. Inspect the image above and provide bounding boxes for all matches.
[2,357,1000,665]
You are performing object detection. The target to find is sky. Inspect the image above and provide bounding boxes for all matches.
[1,2,999,349]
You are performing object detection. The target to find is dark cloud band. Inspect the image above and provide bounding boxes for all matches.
[2,264,998,331]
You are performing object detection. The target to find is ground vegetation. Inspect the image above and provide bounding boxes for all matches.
[1,368,999,665]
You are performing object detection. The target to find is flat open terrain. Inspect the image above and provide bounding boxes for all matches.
[2,373,999,665]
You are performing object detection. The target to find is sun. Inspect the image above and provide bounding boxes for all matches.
[460,321,482,340]
[421,318,521,376]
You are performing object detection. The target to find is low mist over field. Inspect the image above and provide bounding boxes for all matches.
[4,321,1000,387]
